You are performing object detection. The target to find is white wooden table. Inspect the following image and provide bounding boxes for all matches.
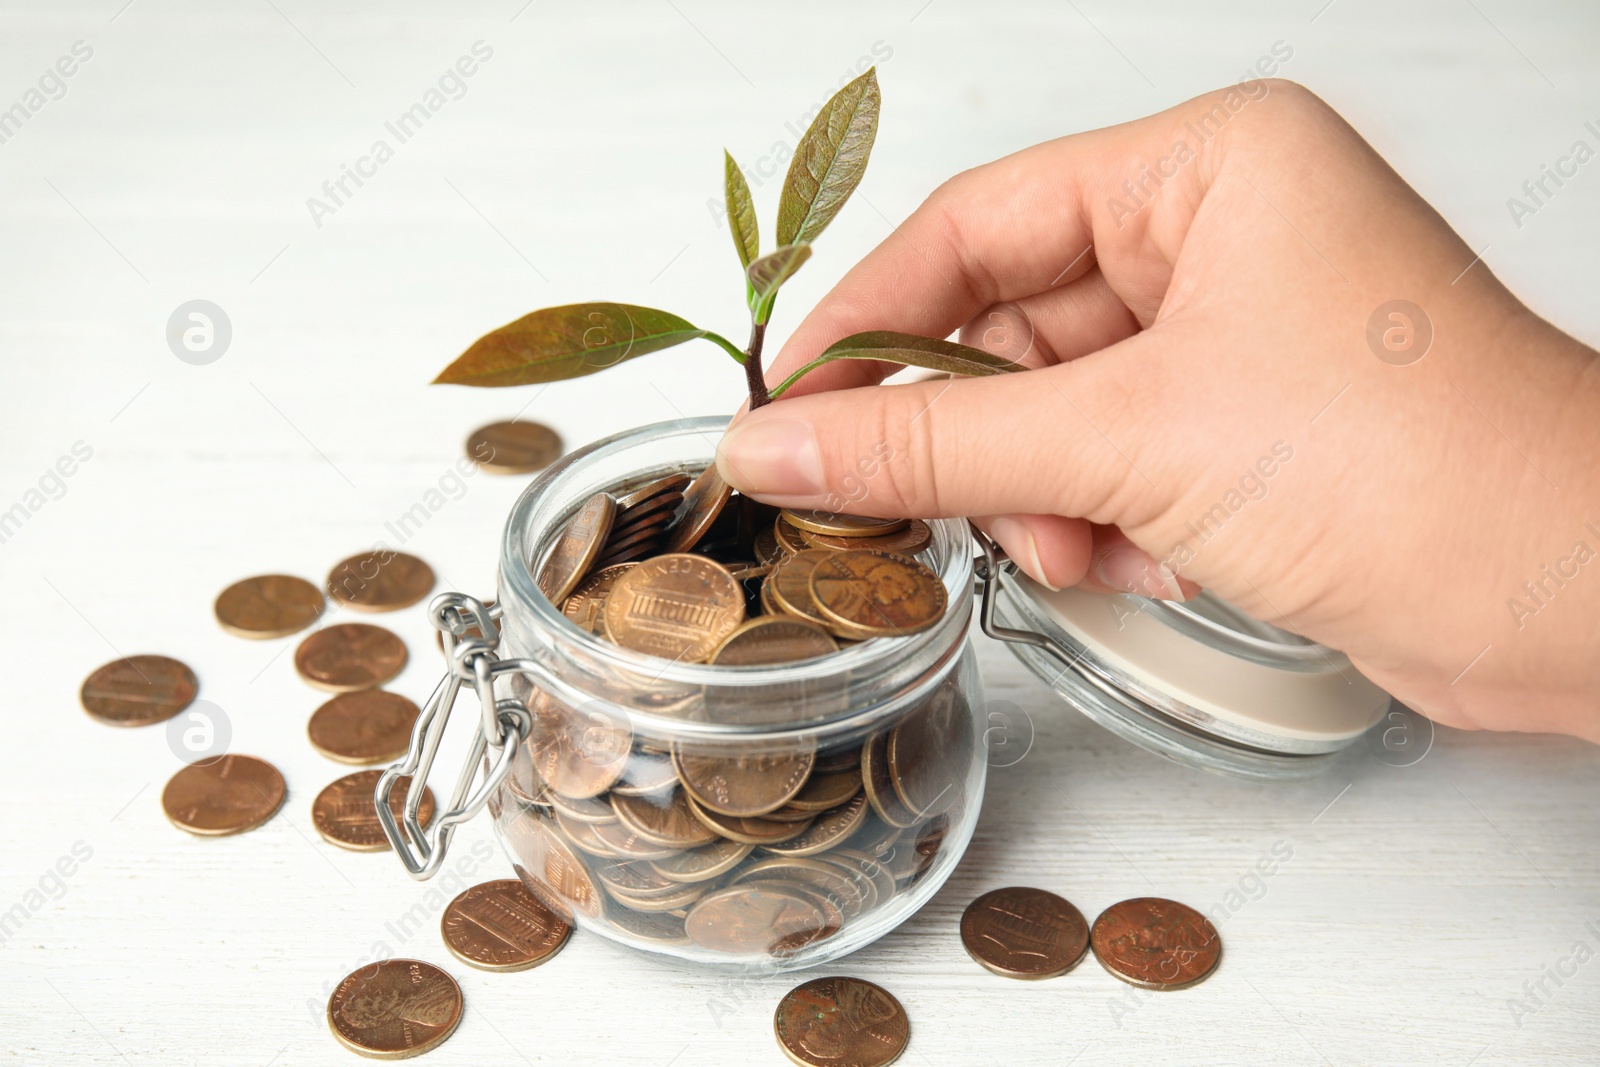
[3,2,1597,1063]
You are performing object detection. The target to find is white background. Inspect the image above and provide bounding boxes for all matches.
[2,1,1598,1064]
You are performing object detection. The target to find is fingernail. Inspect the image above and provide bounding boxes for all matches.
[1094,545,1188,600]
[716,416,826,499]
[990,517,1059,591]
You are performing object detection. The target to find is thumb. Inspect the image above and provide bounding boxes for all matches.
[714,341,1167,526]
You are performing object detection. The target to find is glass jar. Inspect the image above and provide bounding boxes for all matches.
[375,416,1388,972]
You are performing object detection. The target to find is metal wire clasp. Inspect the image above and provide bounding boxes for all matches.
[374,593,533,880]
[969,521,1082,669]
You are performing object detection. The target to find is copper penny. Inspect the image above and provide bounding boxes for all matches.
[1091,897,1222,990]
[673,743,815,817]
[961,887,1090,980]
[752,525,783,566]
[612,491,684,533]
[214,575,325,638]
[440,879,572,972]
[780,510,908,539]
[295,624,408,692]
[612,472,691,510]
[661,465,734,554]
[760,793,870,858]
[685,883,831,955]
[861,733,917,829]
[598,523,664,560]
[603,553,744,663]
[80,655,198,727]
[773,976,910,1067]
[739,857,867,917]
[683,792,814,846]
[784,769,864,813]
[610,906,690,944]
[326,958,462,1060]
[537,491,617,603]
[596,857,690,901]
[307,690,421,765]
[612,789,719,850]
[503,818,603,921]
[774,517,810,555]
[887,688,973,819]
[466,419,563,474]
[709,616,838,666]
[561,564,638,636]
[589,817,683,861]
[650,839,754,884]
[529,695,632,799]
[808,550,947,640]
[161,754,285,836]
[802,519,932,557]
[813,746,861,775]
[768,549,841,629]
[326,551,435,613]
[312,769,435,852]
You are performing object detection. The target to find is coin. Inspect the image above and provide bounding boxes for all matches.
[612,491,685,532]
[589,818,683,861]
[1090,897,1222,990]
[80,655,198,727]
[708,616,838,666]
[650,838,754,883]
[683,792,814,846]
[613,473,691,510]
[307,690,420,764]
[529,695,631,799]
[960,887,1090,980]
[753,525,782,565]
[888,688,972,818]
[603,876,706,914]
[312,769,435,852]
[760,793,869,858]
[505,819,604,920]
[161,754,285,836]
[467,419,563,474]
[538,491,617,603]
[611,789,719,849]
[295,624,408,692]
[561,564,637,636]
[773,976,909,1067]
[802,519,932,557]
[774,516,810,555]
[546,790,617,825]
[685,883,831,955]
[767,549,840,629]
[808,550,947,640]
[603,553,744,662]
[326,551,435,613]
[662,465,734,554]
[326,958,462,1060]
[441,879,572,972]
[673,743,815,817]
[781,510,909,539]
[214,575,325,638]
[738,856,867,916]
[610,906,691,944]
[610,750,680,797]
[596,857,691,901]
[784,769,863,813]
[861,733,918,829]
[813,746,861,775]
[764,882,844,954]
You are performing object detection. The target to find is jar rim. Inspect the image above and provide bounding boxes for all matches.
[496,416,975,736]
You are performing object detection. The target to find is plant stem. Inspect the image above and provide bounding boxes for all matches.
[744,320,771,409]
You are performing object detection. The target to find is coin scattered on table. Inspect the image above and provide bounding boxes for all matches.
[960,886,1090,979]
[327,958,462,1060]
[294,623,408,692]
[313,769,435,851]
[774,976,910,1067]
[161,754,285,836]
[80,655,198,727]
[466,419,563,474]
[213,574,325,638]
[326,551,435,613]
[1090,897,1222,990]
[440,879,572,972]
[307,690,420,764]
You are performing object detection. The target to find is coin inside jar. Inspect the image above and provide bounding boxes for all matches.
[295,624,408,692]
[1090,897,1222,990]
[673,743,815,817]
[80,655,198,727]
[560,564,637,635]
[161,754,285,836]
[684,882,832,955]
[466,419,563,474]
[780,509,909,539]
[312,769,435,852]
[529,695,632,799]
[960,886,1090,980]
[661,465,734,554]
[326,958,462,1059]
[440,879,572,972]
[808,550,947,640]
[307,690,421,764]
[326,551,435,613]
[766,549,841,629]
[537,491,617,603]
[773,976,910,1067]
[502,818,603,921]
[603,553,744,662]
[709,616,838,666]
[800,518,932,557]
[213,574,325,638]
[887,688,973,819]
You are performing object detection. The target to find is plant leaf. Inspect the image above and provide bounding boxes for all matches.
[775,68,880,248]
[724,150,760,270]
[435,303,735,387]
[768,330,1025,398]
[746,244,812,324]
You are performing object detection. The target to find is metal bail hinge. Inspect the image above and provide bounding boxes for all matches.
[374,593,532,880]
[968,521,1085,671]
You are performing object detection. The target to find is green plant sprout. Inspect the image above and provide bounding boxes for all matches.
[433,69,1022,408]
